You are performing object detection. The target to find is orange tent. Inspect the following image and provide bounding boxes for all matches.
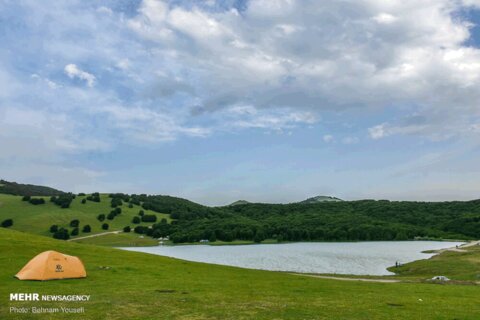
[15,251,87,280]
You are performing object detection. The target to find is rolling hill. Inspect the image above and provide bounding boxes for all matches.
[0,179,65,196]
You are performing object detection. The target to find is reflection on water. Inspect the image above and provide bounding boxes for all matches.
[121,241,462,275]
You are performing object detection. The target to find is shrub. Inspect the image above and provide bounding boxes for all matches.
[111,197,123,208]
[138,210,145,216]
[132,216,141,224]
[50,196,56,202]
[52,193,74,209]
[82,225,91,233]
[87,192,101,202]
[22,195,31,201]
[97,214,105,222]
[141,215,157,223]
[49,225,58,233]
[1,219,13,228]
[123,226,131,233]
[53,228,69,240]
[29,198,45,205]
[114,207,121,215]
[107,212,115,220]
[102,223,109,230]
[134,226,148,234]
[70,219,79,228]
[71,227,79,236]
[81,198,86,204]
[78,193,86,196]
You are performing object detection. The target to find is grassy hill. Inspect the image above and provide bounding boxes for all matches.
[1,228,479,320]
[0,194,170,242]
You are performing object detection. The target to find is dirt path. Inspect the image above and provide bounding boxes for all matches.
[290,273,402,283]
[69,230,121,241]
[436,240,480,253]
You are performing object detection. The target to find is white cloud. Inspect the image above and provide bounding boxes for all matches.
[372,13,398,24]
[323,134,334,143]
[64,64,96,87]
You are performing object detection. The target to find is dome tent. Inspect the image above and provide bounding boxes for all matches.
[15,250,87,280]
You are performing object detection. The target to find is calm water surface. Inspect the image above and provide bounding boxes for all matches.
[121,241,462,275]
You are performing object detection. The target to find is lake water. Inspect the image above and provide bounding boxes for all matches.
[121,241,462,275]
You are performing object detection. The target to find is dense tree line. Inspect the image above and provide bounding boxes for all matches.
[0,179,64,196]
[132,196,480,243]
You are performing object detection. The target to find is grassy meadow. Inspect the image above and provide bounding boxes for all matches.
[1,228,480,320]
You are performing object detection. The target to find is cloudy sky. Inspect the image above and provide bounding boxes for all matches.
[1,0,480,205]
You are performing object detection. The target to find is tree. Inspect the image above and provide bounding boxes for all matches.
[78,193,86,196]
[53,228,69,240]
[81,198,87,204]
[70,219,80,228]
[97,214,105,222]
[111,197,123,208]
[22,195,31,201]
[107,212,115,220]
[29,198,45,205]
[123,226,131,233]
[49,225,58,233]
[138,210,144,216]
[82,225,91,233]
[132,216,141,224]
[141,215,157,223]
[102,223,109,230]
[71,227,79,236]
[1,219,13,228]
[128,203,133,208]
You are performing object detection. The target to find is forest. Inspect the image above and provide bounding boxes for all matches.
[135,195,480,243]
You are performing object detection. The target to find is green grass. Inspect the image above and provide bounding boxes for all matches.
[0,194,170,240]
[1,228,480,320]
[73,232,159,247]
[389,244,480,281]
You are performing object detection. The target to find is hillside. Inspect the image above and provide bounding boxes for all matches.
[0,179,65,196]
[228,200,251,206]
[299,195,343,203]
[0,194,170,243]
[1,228,479,319]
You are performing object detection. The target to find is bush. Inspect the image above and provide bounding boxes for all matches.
[22,195,31,201]
[50,196,56,202]
[53,228,69,240]
[82,225,91,233]
[134,226,149,234]
[87,192,101,202]
[1,219,13,228]
[114,207,122,215]
[78,193,86,196]
[49,225,58,233]
[97,214,105,222]
[111,197,123,208]
[107,212,115,220]
[123,226,131,233]
[52,193,75,209]
[29,198,45,205]
[102,223,109,230]
[70,219,79,228]
[138,210,145,216]
[132,216,141,224]
[141,215,157,223]
[81,198,86,204]
[71,227,79,236]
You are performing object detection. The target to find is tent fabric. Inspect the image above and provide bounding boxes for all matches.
[15,250,87,280]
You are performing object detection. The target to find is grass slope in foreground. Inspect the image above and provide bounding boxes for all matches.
[1,229,480,320]
[0,194,170,239]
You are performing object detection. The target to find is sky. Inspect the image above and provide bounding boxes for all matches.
[1,0,480,205]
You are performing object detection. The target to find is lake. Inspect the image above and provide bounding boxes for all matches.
[121,241,463,275]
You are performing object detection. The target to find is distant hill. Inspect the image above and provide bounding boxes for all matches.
[229,200,251,206]
[0,179,65,196]
[299,195,343,204]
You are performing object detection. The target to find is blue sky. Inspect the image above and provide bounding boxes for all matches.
[1,0,480,205]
